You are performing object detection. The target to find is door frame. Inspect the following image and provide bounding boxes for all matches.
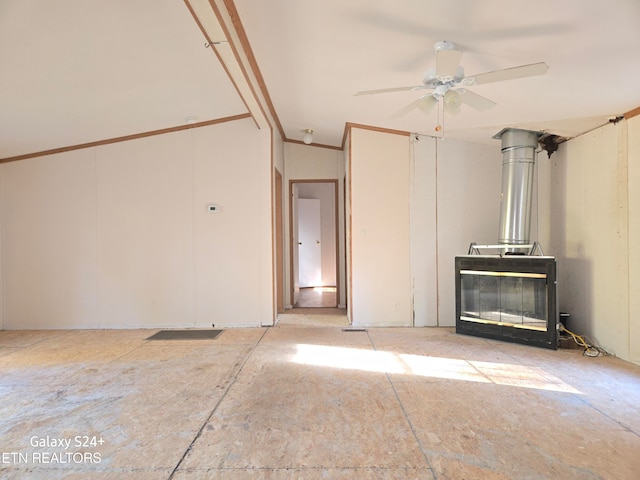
[275,168,284,313]
[289,179,340,307]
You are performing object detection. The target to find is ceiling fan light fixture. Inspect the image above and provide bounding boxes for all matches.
[443,90,463,115]
[302,129,314,144]
[417,95,437,113]
[444,90,462,106]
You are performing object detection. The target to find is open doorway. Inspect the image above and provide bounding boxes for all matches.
[289,180,339,309]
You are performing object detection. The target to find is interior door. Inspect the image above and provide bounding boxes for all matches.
[298,198,322,287]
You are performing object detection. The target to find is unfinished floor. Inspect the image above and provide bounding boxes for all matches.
[1,324,639,479]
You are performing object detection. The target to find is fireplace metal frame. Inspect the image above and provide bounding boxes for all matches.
[455,255,558,349]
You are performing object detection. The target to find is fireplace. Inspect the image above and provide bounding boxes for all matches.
[455,255,558,349]
[455,128,559,349]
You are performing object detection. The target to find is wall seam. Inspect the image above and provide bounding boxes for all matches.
[409,136,416,327]
[621,121,631,356]
[190,128,197,327]
[94,147,100,328]
[435,138,440,327]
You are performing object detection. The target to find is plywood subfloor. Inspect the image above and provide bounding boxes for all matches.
[1,326,639,479]
[293,287,337,308]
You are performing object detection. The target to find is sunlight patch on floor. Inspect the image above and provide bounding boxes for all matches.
[312,287,337,292]
[293,344,581,394]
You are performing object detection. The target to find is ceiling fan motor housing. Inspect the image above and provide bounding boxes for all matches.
[423,66,466,100]
[424,66,465,88]
[434,40,455,52]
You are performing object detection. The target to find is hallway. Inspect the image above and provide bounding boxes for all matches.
[1,326,639,479]
[293,287,338,308]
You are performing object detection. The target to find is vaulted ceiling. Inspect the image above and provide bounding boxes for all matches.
[2,0,640,160]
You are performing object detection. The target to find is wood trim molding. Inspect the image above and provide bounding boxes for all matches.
[624,105,640,120]
[184,1,262,131]
[222,0,286,141]
[207,0,271,130]
[274,167,284,315]
[284,139,343,151]
[0,113,251,164]
[342,122,411,149]
[346,131,353,323]
[183,0,260,128]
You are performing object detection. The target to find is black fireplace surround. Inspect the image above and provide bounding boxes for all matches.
[455,255,558,349]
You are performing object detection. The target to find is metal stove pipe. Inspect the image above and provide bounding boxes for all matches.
[494,128,540,247]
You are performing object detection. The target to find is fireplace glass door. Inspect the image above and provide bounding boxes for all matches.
[460,271,548,330]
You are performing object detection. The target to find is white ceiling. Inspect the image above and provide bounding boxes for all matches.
[2,0,640,159]
[0,0,246,159]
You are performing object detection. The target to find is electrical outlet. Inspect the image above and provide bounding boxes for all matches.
[207,204,221,213]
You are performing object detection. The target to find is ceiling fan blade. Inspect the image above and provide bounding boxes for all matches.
[459,89,497,111]
[354,85,425,96]
[470,62,548,85]
[391,98,421,118]
[436,49,462,78]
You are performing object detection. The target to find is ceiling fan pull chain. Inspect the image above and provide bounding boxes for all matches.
[435,98,444,136]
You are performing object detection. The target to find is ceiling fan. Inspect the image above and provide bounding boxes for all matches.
[355,41,548,116]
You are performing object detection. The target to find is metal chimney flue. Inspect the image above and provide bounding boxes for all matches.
[494,128,540,250]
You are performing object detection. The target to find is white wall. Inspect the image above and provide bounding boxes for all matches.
[272,128,285,318]
[410,135,438,326]
[195,121,273,327]
[548,121,632,360]
[285,143,344,179]
[349,128,412,326]
[0,118,273,329]
[96,135,194,328]
[410,135,502,327]
[348,129,502,328]
[283,143,345,308]
[435,138,502,326]
[2,149,99,328]
[272,129,284,175]
[344,134,352,319]
[629,116,640,364]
